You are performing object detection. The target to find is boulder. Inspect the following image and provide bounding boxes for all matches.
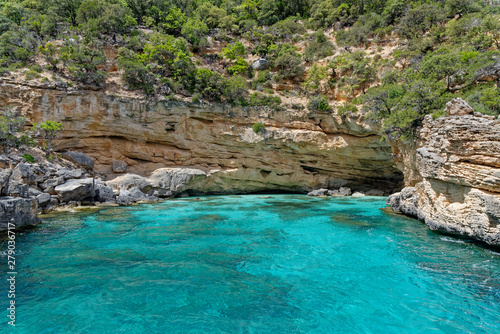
[149,168,207,197]
[352,192,365,197]
[4,180,29,197]
[116,187,149,205]
[0,168,11,193]
[307,188,329,196]
[107,174,153,195]
[39,176,66,193]
[55,178,94,203]
[0,196,40,231]
[252,58,269,70]
[443,98,473,116]
[56,167,83,179]
[95,185,116,203]
[62,151,94,171]
[112,160,128,173]
[28,187,42,197]
[328,187,352,196]
[36,193,51,206]
[386,187,419,217]
[10,163,36,186]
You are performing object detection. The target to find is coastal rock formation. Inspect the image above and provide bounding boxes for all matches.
[0,81,403,194]
[388,100,500,246]
[0,196,40,230]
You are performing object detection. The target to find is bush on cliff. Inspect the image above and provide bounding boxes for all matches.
[32,121,63,158]
[0,107,36,148]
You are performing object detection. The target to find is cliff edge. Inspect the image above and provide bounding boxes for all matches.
[388,99,500,246]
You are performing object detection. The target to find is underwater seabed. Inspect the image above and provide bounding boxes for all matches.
[1,195,499,333]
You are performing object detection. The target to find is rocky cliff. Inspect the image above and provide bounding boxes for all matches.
[2,83,499,247]
[0,81,403,194]
[388,99,500,247]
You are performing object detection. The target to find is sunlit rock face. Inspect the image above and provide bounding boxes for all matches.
[388,99,500,246]
[0,82,403,194]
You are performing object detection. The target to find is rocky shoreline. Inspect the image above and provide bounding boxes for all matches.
[0,147,378,232]
[387,99,500,247]
[1,87,499,247]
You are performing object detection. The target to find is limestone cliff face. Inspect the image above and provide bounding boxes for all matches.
[0,81,403,193]
[388,99,500,246]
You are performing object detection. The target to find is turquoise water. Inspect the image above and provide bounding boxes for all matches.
[1,195,500,333]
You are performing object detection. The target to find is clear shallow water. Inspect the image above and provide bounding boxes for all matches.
[1,195,500,334]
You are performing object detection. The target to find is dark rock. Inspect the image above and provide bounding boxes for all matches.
[116,187,146,205]
[0,196,40,231]
[62,151,94,171]
[36,193,51,206]
[28,187,42,197]
[54,178,94,203]
[39,176,66,193]
[10,163,36,186]
[95,185,116,203]
[366,189,385,196]
[4,181,29,197]
[112,160,128,173]
[252,58,269,70]
[0,168,11,193]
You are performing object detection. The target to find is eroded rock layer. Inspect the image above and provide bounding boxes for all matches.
[388,101,500,246]
[0,82,403,193]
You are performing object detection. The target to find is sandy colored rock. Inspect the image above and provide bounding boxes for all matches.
[443,98,474,116]
[0,82,403,193]
[389,110,500,246]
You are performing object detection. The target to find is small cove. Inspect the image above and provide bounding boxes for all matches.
[1,195,499,333]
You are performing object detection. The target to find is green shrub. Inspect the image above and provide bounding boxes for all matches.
[252,122,265,133]
[23,154,35,163]
[251,70,272,90]
[32,120,63,157]
[337,102,358,117]
[304,31,335,62]
[228,57,248,76]
[308,96,332,112]
[224,76,248,102]
[0,107,33,148]
[222,42,245,60]
[249,92,282,109]
[60,38,107,86]
[193,68,226,101]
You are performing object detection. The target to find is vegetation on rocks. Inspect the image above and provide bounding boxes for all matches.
[0,106,62,157]
[0,0,500,139]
